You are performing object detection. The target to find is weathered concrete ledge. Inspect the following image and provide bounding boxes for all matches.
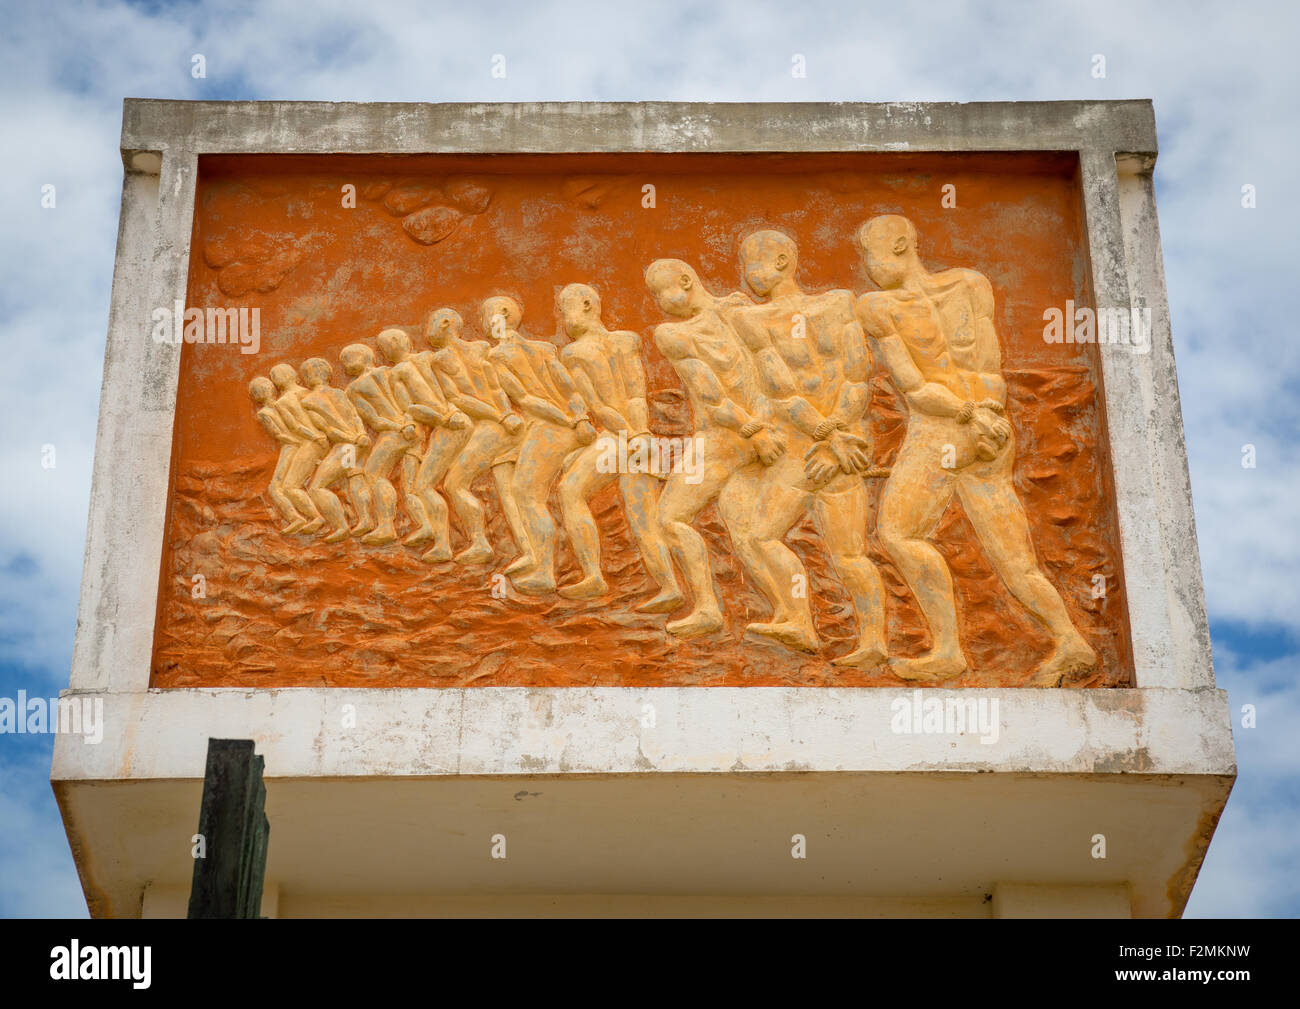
[52,686,1234,781]
[121,99,1158,159]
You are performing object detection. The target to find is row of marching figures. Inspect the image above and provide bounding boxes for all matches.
[247,216,1098,685]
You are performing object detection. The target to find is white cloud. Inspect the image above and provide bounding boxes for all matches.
[0,0,1296,917]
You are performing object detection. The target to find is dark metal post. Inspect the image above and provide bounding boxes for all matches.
[187,738,270,919]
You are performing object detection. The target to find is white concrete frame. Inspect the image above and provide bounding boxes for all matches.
[53,101,1234,919]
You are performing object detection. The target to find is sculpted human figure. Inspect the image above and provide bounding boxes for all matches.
[269,362,329,536]
[385,313,474,562]
[553,283,683,611]
[722,230,888,668]
[854,214,1098,685]
[299,357,375,544]
[432,307,530,567]
[485,296,597,595]
[249,376,314,533]
[377,327,468,561]
[643,259,788,637]
[342,342,414,546]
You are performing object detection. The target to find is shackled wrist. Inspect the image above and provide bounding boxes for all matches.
[740,419,766,438]
[956,402,975,424]
[814,418,846,440]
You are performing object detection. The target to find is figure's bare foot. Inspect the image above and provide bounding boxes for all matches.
[420,542,452,563]
[890,651,967,682]
[746,620,821,653]
[282,519,306,534]
[1027,636,1098,687]
[323,525,350,544]
[503,554,535,576]
[666,608,724,638]
[300,518,326,535]
[455,541,493,566]
[361,527,397,546]
[636,589,685,614]
[832,643,888,669]
[403,527,434,547]
[559,575,608,600]
[511,570,556,596]
[349,518,375,537]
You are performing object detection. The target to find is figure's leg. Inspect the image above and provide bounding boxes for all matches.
[957,474,1098,686]
[308,449,350,543]
[491,461,532,572]
[345,468,375,539]
[877,433,963,680]
[271,445,306,531]
[360,433,405,545]
[814,479,888,669]
[510,425,576,594]
[397,451,434,544]
[716,463,767,605]
[742,455,819,653]
[557,441,617,599]
[412,428,464,561]
[619,471,686,613]
[444,425,499,564]
[285,442,327,535]
[345,442,377,537]
[659,463,730,636]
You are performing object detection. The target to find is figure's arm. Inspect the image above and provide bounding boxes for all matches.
[302,401,355,444]
[655,326,752,434]
[340,398,371,442]
[349,388,399,432]
[483,364,516,419]
[724,308,831,437]
[447,394,503,422]
[278,400,325,442]
[400,370,453,427]
[858,293,967,418]
[568,363,629,433]
[615,333,651,437]
[544,349,589,425]
[494,361,572,426]
[431,363,501,422]
[257,409,296,445]
[969,272,1007,406]
[809,320,873,438]
[731,316,799,401]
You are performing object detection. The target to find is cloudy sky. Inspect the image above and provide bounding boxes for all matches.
[0,0,1296,917]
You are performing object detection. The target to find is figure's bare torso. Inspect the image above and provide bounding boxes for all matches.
[347,369,404,426]
[303,386,362,442]
[724,289,857,418]
[661,306,762,422]
[491,335,569,411]
[562,330,637,419]
[873,270,996,403]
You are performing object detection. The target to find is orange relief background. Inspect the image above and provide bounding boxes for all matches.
[151,151,1133,689]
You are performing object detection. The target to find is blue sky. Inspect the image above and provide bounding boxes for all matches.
[0,0,1296,916]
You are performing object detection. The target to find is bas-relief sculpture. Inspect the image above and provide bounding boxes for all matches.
[237,216,1097,687]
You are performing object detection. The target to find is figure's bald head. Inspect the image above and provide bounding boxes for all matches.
[858,215,919,289]
[558,283,602,337]
[481,296,522,339]
[738,230,798,298]
[425,307,462,348]
[376,327,411,363]
[300,357,332,387]
[339,343,374,376]
[645,258,704,318]
[269,363,299,391]
[248,376,275,404]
